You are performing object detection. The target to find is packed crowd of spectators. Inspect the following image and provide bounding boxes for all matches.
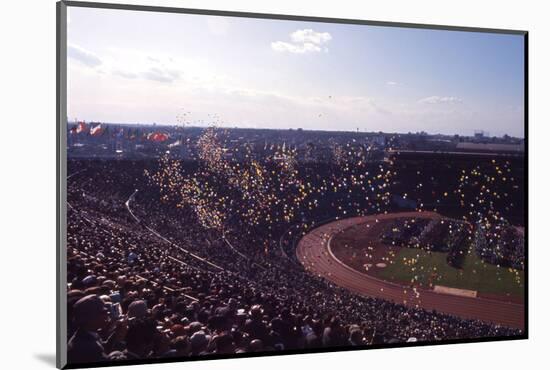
[66,159,522,366]
[380,218,430,246]
[417,220,468,252]
[474,222,525,270]
[379,217,472,269]
[378,214,521,271]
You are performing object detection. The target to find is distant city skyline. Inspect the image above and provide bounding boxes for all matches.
[67,7,525,138]
[65,121,522,140]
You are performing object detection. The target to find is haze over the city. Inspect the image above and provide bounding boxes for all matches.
[67,7,525,137]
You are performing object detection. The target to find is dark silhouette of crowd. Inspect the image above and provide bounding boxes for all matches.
[474,222,525,270]
[380,218,430,245]
[66,159,522,366]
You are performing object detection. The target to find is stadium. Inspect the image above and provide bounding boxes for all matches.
[65,125,525,365]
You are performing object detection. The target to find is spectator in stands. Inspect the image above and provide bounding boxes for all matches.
[123,318,158,360]
[67,294,125,363]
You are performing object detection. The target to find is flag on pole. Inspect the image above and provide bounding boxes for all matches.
[148,132,169,142]
[76,121,87,134]
[90,123,103,136]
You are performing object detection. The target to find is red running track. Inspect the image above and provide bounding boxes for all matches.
[295,212,525,329]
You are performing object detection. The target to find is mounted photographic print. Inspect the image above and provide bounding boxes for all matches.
[56,1,527,368]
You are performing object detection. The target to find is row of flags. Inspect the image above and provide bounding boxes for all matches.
[69,121,169,143]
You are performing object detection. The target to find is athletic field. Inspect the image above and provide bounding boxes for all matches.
[376,246,524,301]
[330,213,524,303]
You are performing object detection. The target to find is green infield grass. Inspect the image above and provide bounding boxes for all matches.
[375,245,524,300]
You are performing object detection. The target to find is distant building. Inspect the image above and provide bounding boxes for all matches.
[474,130,486,141]
[370,135,386,147]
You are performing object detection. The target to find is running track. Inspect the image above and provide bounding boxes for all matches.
[296,212,524,329]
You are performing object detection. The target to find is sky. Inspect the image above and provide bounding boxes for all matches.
[67,6,525,137]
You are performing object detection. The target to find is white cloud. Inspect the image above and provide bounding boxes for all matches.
[87,48,191,84]
[272,29,332,54]
[386,81,398,86]
[68,44,102,68]
[112,70,138,79]
[290,29,332,45]
[141,66,180,83]
[418,95,463,104]
[271,41,325,54]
